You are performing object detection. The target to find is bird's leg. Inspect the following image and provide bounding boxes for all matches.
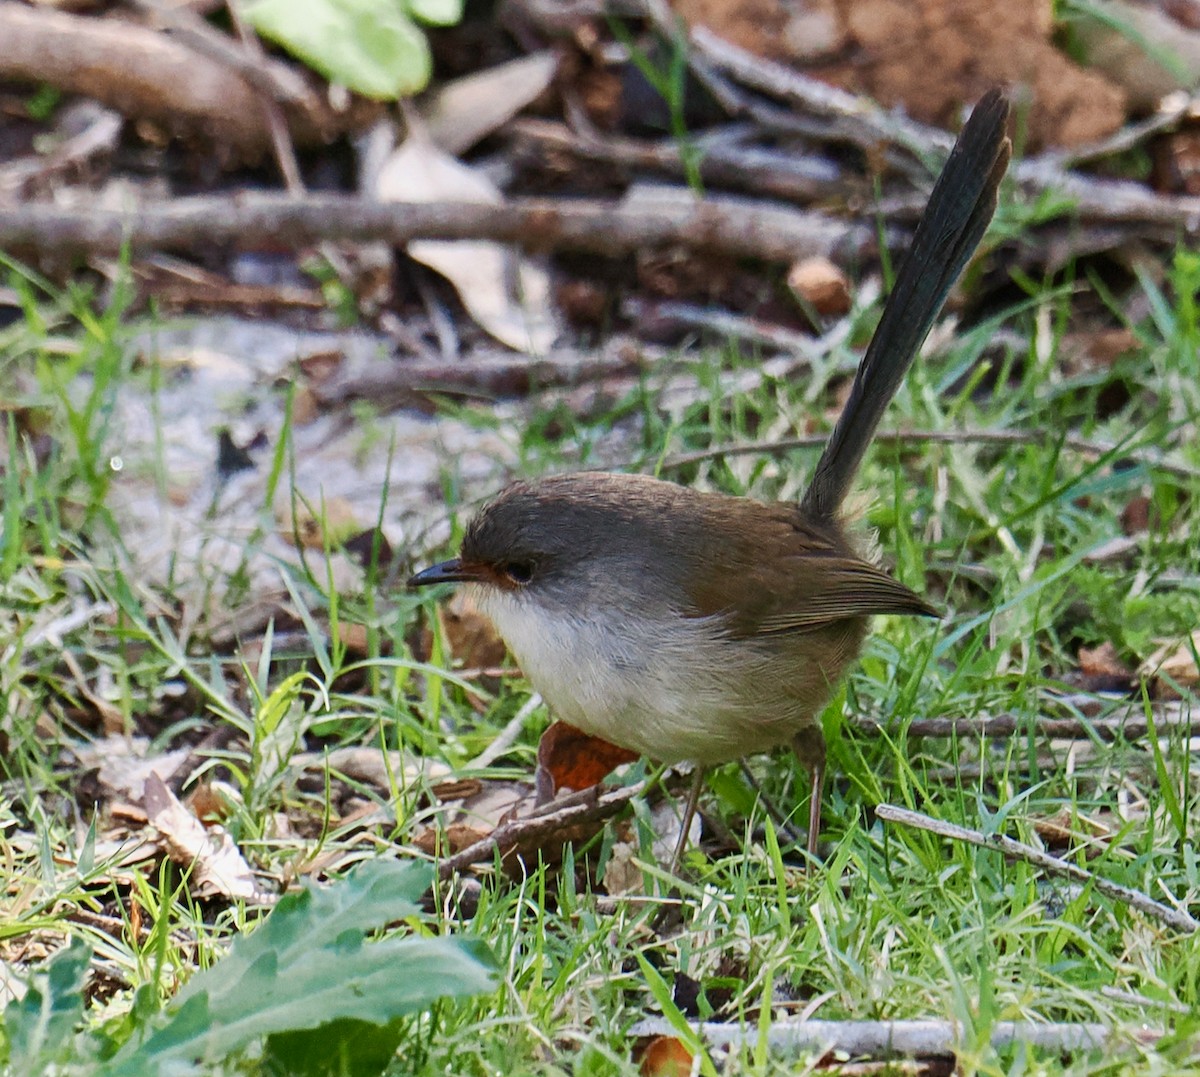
[792,727,827,862]
[668,766,706,873]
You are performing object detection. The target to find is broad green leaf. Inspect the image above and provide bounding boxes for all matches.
[265,1017,408,1077]
[100,861,495,1076]
[3,938,91,1069]
[406,0,463,26]
[243,0,431,99]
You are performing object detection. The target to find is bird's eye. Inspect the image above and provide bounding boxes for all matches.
[502,561,535,585]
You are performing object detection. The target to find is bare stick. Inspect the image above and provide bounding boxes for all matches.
[0,192,873,265]
[436,780,645,877]
[621,296,825,356]
[689,26,948,159]
[0,106,122,199]
[0,1,335,155]
[225,0,305,194]
[875,803,1198,934]
[689,25,1200,236]
[509,118,844,203]
[660,428,1200,483]
[1039,97,1199,168]
[858,701,1194,741]
[313,341,655,407]
[631,1016,1158,1056]
[465,693,542,771]
[128,0,319,112]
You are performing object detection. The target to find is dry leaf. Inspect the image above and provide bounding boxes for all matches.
[1076,641,1135,692]
[536,720,639,796]
[421,52,558,155]
[76,736,192,802]
[337,621,372,656]
[143,773,273,904]
[343,526,395,571]
[1121,495,1152,535]
[1061,326,1139,376]
[637,1035,696,1077]
[375,127,560,354]
[1031,805,1115,856]
[275,495,362,549]
[296,747,452,791]
[412,823,492,856]
[184,779,236,823]
[416,774,640,873]
[1154,125,1200,195]
[296,347,345,384]
[787,255,851,316]
[1142,632,1200,687]
[453,780,531,831]
[412,779,530,860]
[604,796,702,894]
[440,589,508,671]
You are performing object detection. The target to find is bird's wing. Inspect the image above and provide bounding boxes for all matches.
[681,509,938,637]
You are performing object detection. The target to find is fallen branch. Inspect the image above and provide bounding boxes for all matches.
[0,1,339,156]
[313,341,657,408]
[0,105,122,200]
[689,26,1200,237]
[920,757,1064,784]
[126,0,320,113]
[620,296,822,355]
[875,803,1199,933]
[509,118,846,204]
[689,26,949,161]
[465,693,543,771]
[0,192,876,264]
[631,1016,1158,1056]
[858,701,1194,742]
[660,428,1200,483]
[436,780,646,877]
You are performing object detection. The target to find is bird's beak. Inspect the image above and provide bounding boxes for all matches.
[407,558,478,588]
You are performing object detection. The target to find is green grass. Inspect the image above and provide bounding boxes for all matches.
[0,237,1198,1075]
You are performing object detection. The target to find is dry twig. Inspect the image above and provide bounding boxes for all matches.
[0,192,876,264]
[313,341,656,408]
[509,118,845,203]
[875,803,1198,933]
[0,1,335,155]
[688,25,1200,238]
[860,703,1196,742]
[621,296,824,355]
[436,780,646,877]
[631,1016,1156,1056]
[0,105,122,200]
[661,428,1200,483]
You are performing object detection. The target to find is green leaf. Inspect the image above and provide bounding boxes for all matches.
[1142,686,1185,844]
[635,954,717,1077]
[3,938,91,1069]
[255,670,308,740]
[265,1017,409,1076]
[406,0,463,25]
[100,861,495,1076]
[243,0,431,99]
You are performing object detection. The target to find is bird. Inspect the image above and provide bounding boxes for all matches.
[410,90,1011,869]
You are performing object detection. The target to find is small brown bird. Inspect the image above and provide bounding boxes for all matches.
[411,91,1011,867]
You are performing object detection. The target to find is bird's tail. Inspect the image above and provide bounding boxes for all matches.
[800,90,1011,523]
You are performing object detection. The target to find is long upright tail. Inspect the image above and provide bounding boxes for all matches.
[800,90,1011,523]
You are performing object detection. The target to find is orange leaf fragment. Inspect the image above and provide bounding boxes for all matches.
[637,1035,695,1077]
[536,721,638,796]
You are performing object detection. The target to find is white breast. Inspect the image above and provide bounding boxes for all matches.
[469,584,802,765]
